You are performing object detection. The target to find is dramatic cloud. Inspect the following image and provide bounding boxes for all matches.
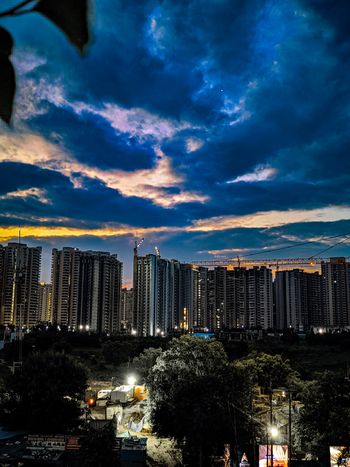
[1,0,350,283]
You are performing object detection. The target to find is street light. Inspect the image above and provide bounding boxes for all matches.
[127,375,137,386]
[127,375,137,398]
[269,388,293,467]
[270,426,279,439]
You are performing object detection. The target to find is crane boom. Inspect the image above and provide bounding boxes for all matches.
[189,257,340,268]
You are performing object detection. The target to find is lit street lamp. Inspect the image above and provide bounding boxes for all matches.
[127,375,137,386]
[270,426,279,439]
[127,375,137,398]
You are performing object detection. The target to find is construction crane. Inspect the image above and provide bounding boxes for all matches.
[133,238,144,257]
[190,257,336,268]
[190,231,350,269]
[155,246,160,258]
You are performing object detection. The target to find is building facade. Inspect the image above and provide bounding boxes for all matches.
[133,253,275,334]
[0,243,41,327]
[121,288,134,331]
[275,269,322,330]
[38,282,52,322]
[321,257,350,327]
[51,248,122,333]
[246,267,273,329]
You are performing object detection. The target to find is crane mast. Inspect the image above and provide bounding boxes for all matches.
[133,238,144,256]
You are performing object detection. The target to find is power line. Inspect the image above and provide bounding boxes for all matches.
[240,231,350,259]
[309,235,350,259]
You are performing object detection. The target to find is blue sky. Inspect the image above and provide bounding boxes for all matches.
[1,0,350,284]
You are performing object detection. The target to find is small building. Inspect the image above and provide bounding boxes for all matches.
[111,385,134,403]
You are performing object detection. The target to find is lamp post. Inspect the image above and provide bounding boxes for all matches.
[270,426,279,467]
[288,390,292,467]
[269,389,273,467]
[269,387,293,467]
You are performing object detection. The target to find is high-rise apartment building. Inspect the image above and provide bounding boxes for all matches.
[38,282,52,322]
[133,252,276,334]
[169,260,181,329]
[197,266,208,329]
[51,247,80,328]
[133,254,175,336]
[321,257,350,327]
[306,272,323,326]
[213,267,226,330]
[51,248,122,333]
[121,288,134,331]
[0,243,41,327]
[226,268,248,329]
[247,267,273,329]
[275,269,322,330]
[133,254,211,335]
[206,266,271,330]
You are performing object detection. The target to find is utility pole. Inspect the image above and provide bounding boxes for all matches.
[288,391,292,467]
[266,426,269,467]
[269,389,273,467]
[17,229,23,367]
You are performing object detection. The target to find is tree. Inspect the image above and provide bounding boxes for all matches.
[147,336,252,466]
[80,422,117,467]
[234,352,300,392]
[132,347,163,380]
[296,371,350,462]
[0,0,90,124]
[102,339,134,366]
[0,352,87,433]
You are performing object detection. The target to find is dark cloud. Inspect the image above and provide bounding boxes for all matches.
[1,0,350,274]
[30,107,157,171]
[0,162,68,195]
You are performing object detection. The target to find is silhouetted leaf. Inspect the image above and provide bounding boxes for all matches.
[0,26,13,57]
[34,0,89,53]
[0,56,15,124]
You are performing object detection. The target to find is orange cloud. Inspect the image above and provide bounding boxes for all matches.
[0,132,208,208]
[0,205,350,243]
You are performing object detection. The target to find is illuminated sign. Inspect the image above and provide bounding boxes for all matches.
[259,445,288,467]
[330,447,350,467]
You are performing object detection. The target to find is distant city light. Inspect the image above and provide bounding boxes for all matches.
[131,329,137,336]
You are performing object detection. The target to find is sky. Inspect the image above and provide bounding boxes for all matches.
[1,0,350,284]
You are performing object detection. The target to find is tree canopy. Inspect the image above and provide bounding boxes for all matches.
[296,371,350,461]
[147,336,252,466]
[132,346,163,380]
[234,351,300,392]
[0,352,87,433]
